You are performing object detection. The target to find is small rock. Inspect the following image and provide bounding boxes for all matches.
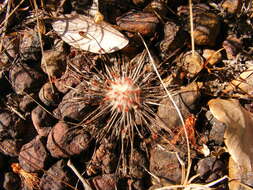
[181,51,204,78]
[40,160,75,190]
[222,0,242,14]
[19,30,42,61]
[223,35,242,60]
[150,145,181,184]
[19,136,50,172]
[53,83,91,121]
[196,157,225,183]
[132,0,147,7]
[0,139,22,157]
[157,82,202,132]
[41,50,67,78]
[47,122,91,158]
[92,174,117,190]
[87,139,116,176]
[39,82,61,107]
[128,148,149,189]
[193,11,220,46]
[206,111,226,145]
[31,105,55,137]
[0,36,19,66]
[19,93,36,113]
[3,172,21,190]
[202,49,222,66]
[160,21,188,55]
[0,111,29,156]
[144,0,168,17]
[129,149,148,179]
[0,111,25,139]
[116,11,160,36]
[54,50,93,94]
[54,71,81,94]
[9,63,45,94]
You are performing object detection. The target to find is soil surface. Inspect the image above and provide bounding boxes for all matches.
[0,0,253,190]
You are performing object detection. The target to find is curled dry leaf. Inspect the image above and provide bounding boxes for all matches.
[208,98,253,172]
[52,14,129,54]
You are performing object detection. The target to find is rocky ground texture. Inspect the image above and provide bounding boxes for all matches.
[0,0,253,189]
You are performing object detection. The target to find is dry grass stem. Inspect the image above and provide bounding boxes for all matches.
[32,0,55,93]
[0,0,12,53]
[189,0,195,56]
[139,33,192,184]
[0,0,26,30]
[156,175,228,190]
[67,159,92,190]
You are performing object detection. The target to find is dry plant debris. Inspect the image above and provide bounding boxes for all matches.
[0,0,253,189]
[209,98,253,189]
[52,14,129,54]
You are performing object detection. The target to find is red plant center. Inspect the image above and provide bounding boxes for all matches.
[105,77,141,112]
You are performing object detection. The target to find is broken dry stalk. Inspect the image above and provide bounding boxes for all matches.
[67,159,92,190]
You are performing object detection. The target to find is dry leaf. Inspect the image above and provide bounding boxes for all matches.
[228,157,253,190]
[208,98,253,172]
[224,66,253,98]
[52,14,129,54]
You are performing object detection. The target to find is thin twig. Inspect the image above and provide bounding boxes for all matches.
[0,0,12,53]
[0,0,26,30]
[67,159,92,190]
[139,33,192,185]
[189,0,195,56]
[156,175,228,190]
[32,0,54,93]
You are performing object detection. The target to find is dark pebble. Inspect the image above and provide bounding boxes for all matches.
[9,63,45,95]
[39,160,75,190]
[19,136,50,172]
[31,105,55,137]
[92,174,117,190]
[3,172,20,190]
[116,11,160,36]
[149,145,181,184]
[47,122,91,158]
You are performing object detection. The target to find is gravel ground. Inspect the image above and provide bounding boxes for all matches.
[0,0,253,189]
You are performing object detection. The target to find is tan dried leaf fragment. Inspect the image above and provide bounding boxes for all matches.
[52,14,129,54]
[208,98,253,172]
[223,66,253,99]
